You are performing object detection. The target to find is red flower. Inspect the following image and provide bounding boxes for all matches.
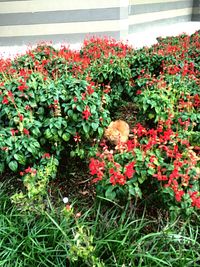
[126,139,137,151]
[109,168,126,185]
[81,92,86,100]
[82,106,91,120]
[66,204,71,211]
[190,192,200,209]
[153,166,168,181]
[8,91,14,102]
[103,85,111,94]
[136,90,142,95]
[89,158,104,175]
[24,166,37,175]
[89,158,105,183]
[23,128,29,135]
[160,128,173,142]
[42,153,51,159]
[124,161,135,179]
[86,85,94,95]
[18,82,28,91]
[25,166,32,173]
[19,114,24,121]
[150,155,157,163]
[10,129,18,136]
[174,190,184,202]
[1,146,8,151]
[25,105,31,110]
[193,94,200,107]
[2,96,9,104]
[133,123,147,137]
[74,132,81,143]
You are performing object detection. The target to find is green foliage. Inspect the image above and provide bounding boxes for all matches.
[0,33,200,216]
[1,185,200,267]
[11,156,58,212]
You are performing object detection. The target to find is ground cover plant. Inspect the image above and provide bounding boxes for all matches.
[0,31,200,266]
[1,180,200,267]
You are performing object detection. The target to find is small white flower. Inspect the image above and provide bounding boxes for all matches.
[63,197,69,204]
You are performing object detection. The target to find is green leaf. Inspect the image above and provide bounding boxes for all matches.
[33,140,40,148]
[67,110,73,117]
[90,105,96,113]
[26,146,33,153]
[128,184,136,196]
[8,160,18,172]
[45,129,52,139]
[148,113,155,119]
[91,122,99,131]
[134,148,143,161]
[135,186,142,198]
[83,123,90,134]
[76,105,82,112]
[138,175,146,184]
[58,129,63,137]
[72,114,78,121]
[13,154,26,165]
[0,162,5,173]
[147,168,155,175]
[54,120,61,129]
[105,186,116,200]
[32,128,40,137]
[98,127,104,137]
[37,107,44,115]
[62,133,70,142]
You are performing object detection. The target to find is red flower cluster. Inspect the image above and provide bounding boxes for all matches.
[11,129,19,136]
[42,153,51,159]
[82,106,91,120]
[23,128,29,135]
[109,167,126,185]
[18,81,28,91]
[190,192,200,209]
[2,96,9,104]
[124,161,135,179]
[89,119,199,208]
[89,158,105,183]
[20,166,37,176]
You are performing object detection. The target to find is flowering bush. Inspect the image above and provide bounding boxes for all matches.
[0,59,111,173]
[132,32,200,147]
[88,33,200,214]
[89,120,199,213]
[0,41,114,206]
[0,33,199,215]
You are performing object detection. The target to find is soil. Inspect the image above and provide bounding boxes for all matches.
[49,156,96,207]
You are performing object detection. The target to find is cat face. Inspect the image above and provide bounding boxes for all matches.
[104,128,121,143]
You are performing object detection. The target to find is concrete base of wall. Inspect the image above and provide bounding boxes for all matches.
[128,21,200,49]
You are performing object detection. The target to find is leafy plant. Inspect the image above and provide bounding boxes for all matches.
[0,32,199,216]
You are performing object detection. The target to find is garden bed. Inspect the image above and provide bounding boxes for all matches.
[0,32,200,266]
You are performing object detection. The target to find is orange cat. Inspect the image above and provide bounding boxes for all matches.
[104,120,130,145]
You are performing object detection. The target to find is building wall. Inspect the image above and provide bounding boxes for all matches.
[0,0,129,46]
[192,0,200,21]
[129,0,198,33]
[0,0,199,46]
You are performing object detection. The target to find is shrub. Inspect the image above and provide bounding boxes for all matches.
[0,33,199,216]
[89,120,200,214]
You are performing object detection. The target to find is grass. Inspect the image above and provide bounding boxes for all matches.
[0,180,200,267]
